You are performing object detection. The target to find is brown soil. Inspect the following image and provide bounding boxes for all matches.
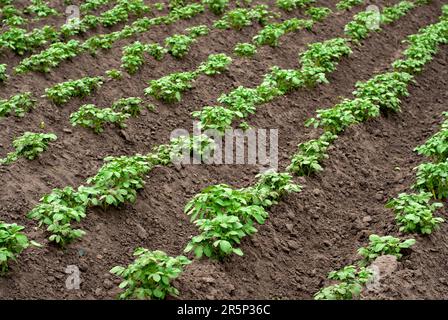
[0,0,447,299]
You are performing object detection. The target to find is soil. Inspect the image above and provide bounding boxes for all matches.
[0,0,447,299]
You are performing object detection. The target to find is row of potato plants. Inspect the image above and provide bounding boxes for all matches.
[313,7,448,299]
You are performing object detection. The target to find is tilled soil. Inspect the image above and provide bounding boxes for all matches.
[0,0,447,299]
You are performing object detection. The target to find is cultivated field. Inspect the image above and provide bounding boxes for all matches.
[1,0,448,300]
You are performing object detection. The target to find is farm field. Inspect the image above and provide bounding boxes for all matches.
[0,0,448,301]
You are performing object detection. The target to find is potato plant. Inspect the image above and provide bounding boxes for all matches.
[111,97,143,116]
[213,5,275,30]
[0,64,7,82]
[0,26,58,55]
[381,1,415,25]
[110,249,191,300]
[314,265,372,300]
[45,76,104,105]
[165,34,195,58]
[386,192,444,234]
[106,69,123,79]
[353,72,413,113]
[27,187,88,246]
[0,92,36,118]
[234,42,257,57]
[24,0,58,18]
[198,53,232,75]
[0,222,39,274]
[203,0,229,15]
[145,71,197,103]
[0,132,57,165]
[276,0,315,12]
[306,7,332,22]
[15,40,81,74]
[393,20,448,73]
[80,0,111,13]
[70,104,130,133]
[336,0,363,10]
[184,214,255,259]
[184,171,301,259]
[413,161,448,199]
[358,234,416,266]
[253,19,313,47]
[414,112,448,162]
[287,132,337,176]
[86,155,153,208]
[306,98,379,134]
[344,10,380,42]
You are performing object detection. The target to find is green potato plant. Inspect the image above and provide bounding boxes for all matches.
[287,132,337,176]
[184,214,256,259]
[386,192,444,234]
[353,72,413,113]
[1,132,57,165]
[276,0,315,12]
[106,69,123,79]
[203,0,229,15]
[358,234,416,266]
[213,5,275,30]
[24,0,58,18]
[145,71,197,103]
[44,76,104,105]
[336,0,363,11]
[184,171,301,259]
[198,53,232,75]
[15,40,81,74]
[0,221,40,274]
[414,112,448,162]
[27,187,88,246]
[314,265,372,300]
[306,7,332,22]
[253,19,313,47]
[413,161,448,200]
[306,98,379,134]
[234,42,257,57]
[110,249,191,300]
[0,64,7,82]
[0,92,36,118]
[86,155,153,208]
[70,104,130,133]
